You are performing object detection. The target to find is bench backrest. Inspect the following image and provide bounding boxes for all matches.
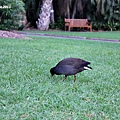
[70,19,88,27]
[64,18,70,23]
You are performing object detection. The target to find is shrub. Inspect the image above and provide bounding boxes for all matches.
[49,17,64,30]
[92,21,120,31]
[0,0,25,30]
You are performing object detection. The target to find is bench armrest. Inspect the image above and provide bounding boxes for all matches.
[87,21,92,26]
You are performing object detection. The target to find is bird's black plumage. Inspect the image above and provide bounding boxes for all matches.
[50,58,92,82]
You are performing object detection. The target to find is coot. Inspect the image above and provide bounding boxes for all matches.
[50,58,92,82]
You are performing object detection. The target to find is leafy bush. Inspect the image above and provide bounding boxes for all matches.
[49,17,64,30]
[0,0,25,30]
[90,0,120,31]
[92,21,120,31]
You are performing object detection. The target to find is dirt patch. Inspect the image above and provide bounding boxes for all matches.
[0,30,30,39]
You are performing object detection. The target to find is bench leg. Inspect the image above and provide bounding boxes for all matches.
[68,26,70,31]
[65,26,66,31]
[90,27,92,32]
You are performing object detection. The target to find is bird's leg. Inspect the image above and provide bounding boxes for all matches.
[62,75,67,81]
[74,74,76,82]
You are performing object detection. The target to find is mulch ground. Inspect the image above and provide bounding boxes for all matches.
[0,30,29,39]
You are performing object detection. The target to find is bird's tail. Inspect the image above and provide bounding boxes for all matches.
[81,62,92,70]
[84,66,92,70]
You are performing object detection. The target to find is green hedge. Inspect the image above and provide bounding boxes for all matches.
[0,0,25,30]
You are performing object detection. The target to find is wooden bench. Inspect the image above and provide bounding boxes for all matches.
[64,18,92,32]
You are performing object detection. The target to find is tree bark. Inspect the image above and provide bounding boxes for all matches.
[36,0,53,30]
[66,0,70,18]
[72,0,77,19]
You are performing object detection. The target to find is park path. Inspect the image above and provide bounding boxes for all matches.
[18,31,120,43]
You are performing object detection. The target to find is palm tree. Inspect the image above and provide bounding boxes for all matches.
[36,0,53,30]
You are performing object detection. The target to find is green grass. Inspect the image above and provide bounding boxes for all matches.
[22,30,120,40]
[0,37,120,120]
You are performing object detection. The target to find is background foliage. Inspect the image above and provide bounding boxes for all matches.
[0,0,25,30]
[24,0,120,31]
[0,0,120,30]
[89,0,120,30]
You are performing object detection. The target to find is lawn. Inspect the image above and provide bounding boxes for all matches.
[0,36,120,120]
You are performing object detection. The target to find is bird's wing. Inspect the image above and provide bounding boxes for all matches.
[57,58,84,66]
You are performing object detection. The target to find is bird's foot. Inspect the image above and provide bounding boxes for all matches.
[74,75,76,82]
[62,75,67,81]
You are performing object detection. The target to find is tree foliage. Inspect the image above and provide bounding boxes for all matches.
[90,0,120,30]
[0,0,25,30]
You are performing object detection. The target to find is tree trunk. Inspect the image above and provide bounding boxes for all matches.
[66,0,70,18]
[72,0,77,19]
[36,0,53,30]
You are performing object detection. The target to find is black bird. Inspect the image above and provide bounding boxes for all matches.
[50,58,92,82]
